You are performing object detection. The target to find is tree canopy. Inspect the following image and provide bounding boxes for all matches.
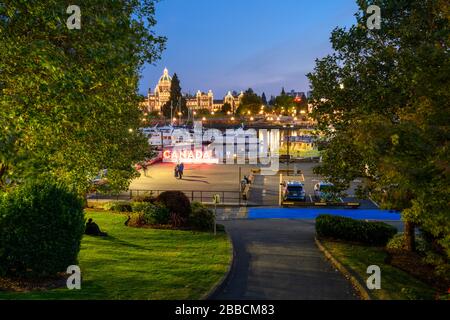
[162,73,187,118]
[236,88,262,115]
[308,0,449,260]
[0,0,166,193]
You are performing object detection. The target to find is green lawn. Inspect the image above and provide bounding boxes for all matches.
[321,240,437,300]
[0,211,232,300]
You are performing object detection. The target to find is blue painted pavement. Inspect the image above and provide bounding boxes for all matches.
[248,207,401,221]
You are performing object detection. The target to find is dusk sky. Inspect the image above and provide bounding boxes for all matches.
[139,0,360,98]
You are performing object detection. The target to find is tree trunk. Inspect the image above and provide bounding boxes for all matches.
[404,221,416,251]
[0,163,7,189]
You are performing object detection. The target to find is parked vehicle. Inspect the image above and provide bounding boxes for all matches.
[314,181,336,202]
[282,181,306,201]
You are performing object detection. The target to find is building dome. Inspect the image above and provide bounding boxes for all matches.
[159,67,172,83]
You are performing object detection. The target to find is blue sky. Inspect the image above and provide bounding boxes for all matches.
[139,0,360,98]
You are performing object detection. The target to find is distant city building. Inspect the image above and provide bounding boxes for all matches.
[146,67,172,111]
[223,91,244,112]
[286,90,307,103]
[142,68,244,113]
[186,90,214,111]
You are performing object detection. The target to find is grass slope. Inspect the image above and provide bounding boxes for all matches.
[321,240,437,300]
[0,211,231,300]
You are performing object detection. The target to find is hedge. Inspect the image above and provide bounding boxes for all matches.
[0,181,85,277]
[316,214,397,246]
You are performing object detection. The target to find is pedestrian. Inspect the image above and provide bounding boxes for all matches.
[85,218,108,237]
[174,164,179,178]
[142,162,148,177]
[178,163,184,179]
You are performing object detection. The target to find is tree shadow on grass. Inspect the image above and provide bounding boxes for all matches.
[89,234,153,252]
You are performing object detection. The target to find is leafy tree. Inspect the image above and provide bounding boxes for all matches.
[274,94,295,114]
[221,102,232,114]
[308,0,449,256]
[162,73,187,118]
[0,1,166,193]
[236,88,262,115]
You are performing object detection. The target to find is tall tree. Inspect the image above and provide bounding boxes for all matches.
[281,87,286,96]
[268,95,276,106]
[261,92,268,105]
[0,0,166,193]
[162,73,187,118]
[308,0,449,260]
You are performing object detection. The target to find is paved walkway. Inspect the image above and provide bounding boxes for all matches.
[211,219,358,300]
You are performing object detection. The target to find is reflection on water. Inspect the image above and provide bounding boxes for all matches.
[279,129,319,158]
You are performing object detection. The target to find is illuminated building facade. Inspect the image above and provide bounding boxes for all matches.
[142,68,243,113]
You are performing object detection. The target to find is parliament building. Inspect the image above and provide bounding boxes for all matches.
[143,68,243,113]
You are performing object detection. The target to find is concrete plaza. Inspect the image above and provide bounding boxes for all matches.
[129,162,255,192]
[127,161,373,207]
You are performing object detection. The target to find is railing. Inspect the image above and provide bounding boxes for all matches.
[88,189,243,205]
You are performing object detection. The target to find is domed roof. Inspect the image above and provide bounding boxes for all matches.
[159,68,172,83]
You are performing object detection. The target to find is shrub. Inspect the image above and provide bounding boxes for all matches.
[132,202,170,225]
[156,191,191,227]
[189,202,215,231]
[0,180,85,277]
[103,201,132,212]
[133,193,156,203]
[386,233,429,253]
[126,212,146,228]
[316,215,397,246]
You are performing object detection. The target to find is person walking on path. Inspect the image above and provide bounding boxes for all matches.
[142,162,148,177]
[174,164,179,179]
[178,163,184,180]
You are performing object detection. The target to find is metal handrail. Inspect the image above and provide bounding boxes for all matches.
[89,189,243,205]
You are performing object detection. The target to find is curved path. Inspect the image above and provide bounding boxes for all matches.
[211,219,357,300]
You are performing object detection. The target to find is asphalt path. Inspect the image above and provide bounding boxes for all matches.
[210,219,358,300]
